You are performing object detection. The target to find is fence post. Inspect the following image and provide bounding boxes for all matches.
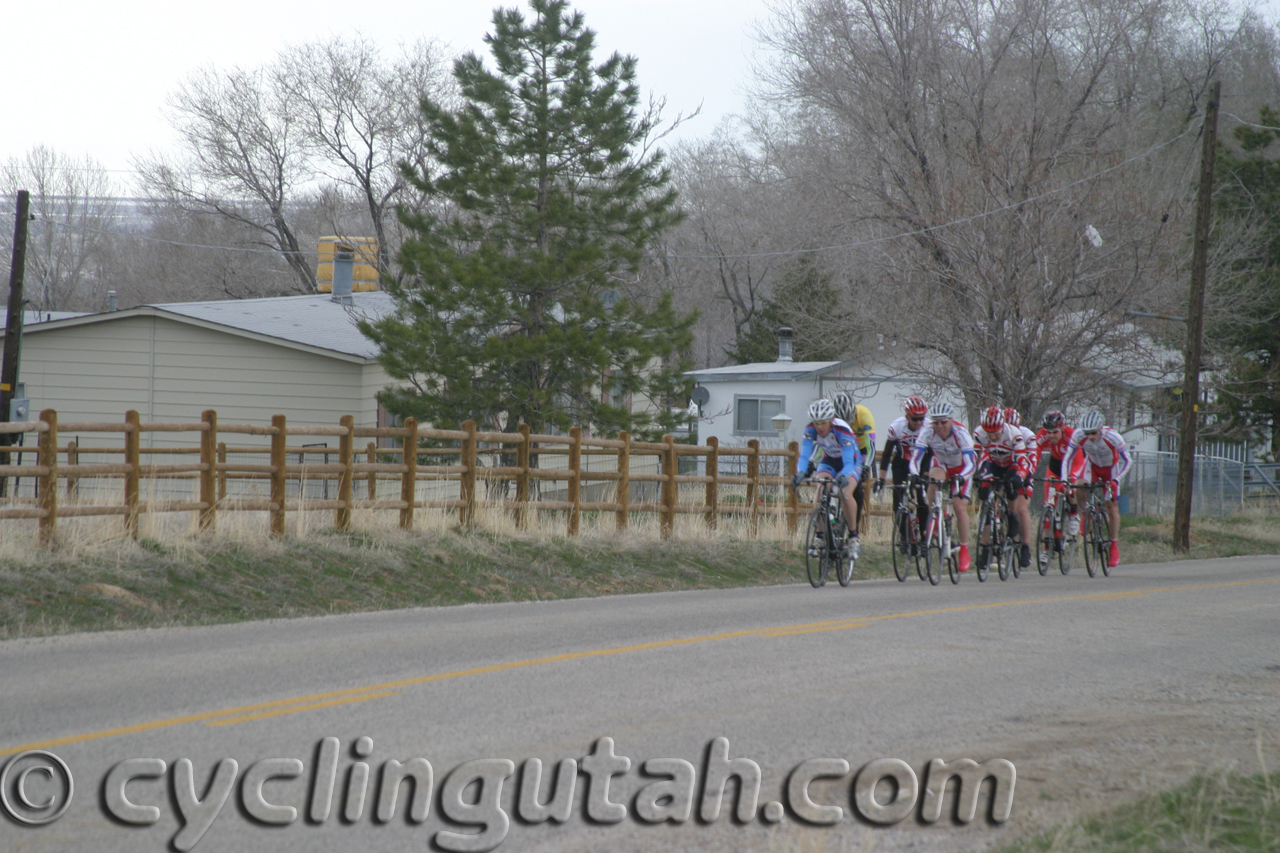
[367,442,377,501]
[787,440,800,535]
[616,430,630,530]
[65,440,77,498]
[124,409,140,539]
[199,410,217,532]
[270,414,286,536]
[516,423,531,530]
[704,436,719,530]
[400,417,417,529]
[38,409,58,546]
[217,442,227,501]
[661,433,676,539]
[567,427,582,536]
[336,415,354,531]
[459,420,477,528]
[746,439,760,538]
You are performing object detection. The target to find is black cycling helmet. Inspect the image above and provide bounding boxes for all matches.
[1042,410,1065,429]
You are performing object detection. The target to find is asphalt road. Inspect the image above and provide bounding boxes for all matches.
[2,554,1278,852]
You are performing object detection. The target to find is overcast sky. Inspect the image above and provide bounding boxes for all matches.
[5,0,773,192]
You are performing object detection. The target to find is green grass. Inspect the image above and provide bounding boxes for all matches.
[1000,771,1280,852]
[0,529,901,639]
[0,510,1275,639]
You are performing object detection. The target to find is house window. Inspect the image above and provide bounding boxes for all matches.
[734,396,785,435]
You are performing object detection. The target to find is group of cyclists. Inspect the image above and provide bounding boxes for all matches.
[791,392,1132,575]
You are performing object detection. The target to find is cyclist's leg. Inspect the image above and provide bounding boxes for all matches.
[813,460,838,511]
[975,461,994,544]
[947,468,972,571]
[841,475,860,538]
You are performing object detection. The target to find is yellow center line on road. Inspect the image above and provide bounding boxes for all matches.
[206,691,403,727]
[758,620,871,637]
[3,576,1276,755]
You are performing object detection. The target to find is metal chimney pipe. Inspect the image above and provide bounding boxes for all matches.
[108,291,118,312]
[777,327,794,363]
[331,247,354,305]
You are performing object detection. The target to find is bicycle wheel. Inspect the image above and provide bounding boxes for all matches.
[837,543,854,586]
[1097,513,1112,577]
[806,507,830,588]
[891,508,909,582]
[995,508,1011,582]
[923,515,942,585]
[1083,508,1099,578]
[1037,504,1055,576]
[1059,504,1075,575]
[946,516,961,585]
[975,501,994,582]
[1008,529,1021,578]
[912,511,927,582]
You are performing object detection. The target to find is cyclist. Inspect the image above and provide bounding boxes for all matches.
[874,395,930,553]
[1061,410,1131,569]
[791,398,864,559]
[1005,407,1038,484]
[832,391,876,529]
[972,405,1033,570]
[908,401,975,572]
[1035,410,1086,568]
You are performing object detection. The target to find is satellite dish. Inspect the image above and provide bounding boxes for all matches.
[691,386,710,407]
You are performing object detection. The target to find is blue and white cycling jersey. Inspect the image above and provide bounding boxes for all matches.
[800,417,862,478]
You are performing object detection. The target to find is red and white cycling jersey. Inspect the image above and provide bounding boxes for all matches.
[910,421,976,479]
[1018,425,1039,471]
[972,423,1029,475]
[1037,426,1086,480]
[1061,426,1132,481]
[881,415,924,468]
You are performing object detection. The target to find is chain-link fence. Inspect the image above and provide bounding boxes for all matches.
[1124,450,1280,517]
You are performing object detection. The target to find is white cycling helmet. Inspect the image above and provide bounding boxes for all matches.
[809,398,837,422]
[830,391,855,422]
[1078,410,1105,432]
[928,400,954,421]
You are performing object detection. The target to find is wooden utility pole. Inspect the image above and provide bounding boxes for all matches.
[1174,80,1220,552]
[1,191,31,499]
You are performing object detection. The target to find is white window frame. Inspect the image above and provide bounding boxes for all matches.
[733,394,787,436]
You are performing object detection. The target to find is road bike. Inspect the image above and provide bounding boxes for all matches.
[916,474,959,585]
[1076,481,1114,578]
[890,481,926,583]
[1034,475,1076,576]
[797,477,856,588]
[975,476,1019,582]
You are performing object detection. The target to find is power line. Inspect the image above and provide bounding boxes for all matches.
[31,122,1200,265]
[662,123,1201,261]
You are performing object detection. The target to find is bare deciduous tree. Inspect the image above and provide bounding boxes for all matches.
[135,36,451,295]
[1,146,118,312]
[741,0,1264,421]
[135,65,317,293]
[277,36,451,276]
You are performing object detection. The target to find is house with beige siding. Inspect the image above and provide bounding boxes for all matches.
[18,292,397,449]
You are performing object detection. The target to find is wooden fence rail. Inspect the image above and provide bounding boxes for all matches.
[0,408,884,546]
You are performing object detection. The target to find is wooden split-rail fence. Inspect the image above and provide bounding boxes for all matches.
[0,409,849,546]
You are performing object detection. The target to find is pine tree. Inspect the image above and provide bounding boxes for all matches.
[1211,107,1280,458]
[727,258,849,365]
[361,0,694,437]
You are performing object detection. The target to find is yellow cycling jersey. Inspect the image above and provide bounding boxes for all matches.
[848,404,875,454]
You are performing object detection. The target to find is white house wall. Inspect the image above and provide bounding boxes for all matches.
[695,374,940,461]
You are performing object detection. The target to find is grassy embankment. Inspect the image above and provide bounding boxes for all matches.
[998,768,1280,852]
[0,510,1276,639]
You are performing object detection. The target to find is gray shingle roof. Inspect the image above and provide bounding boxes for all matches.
[150,292,397,359]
